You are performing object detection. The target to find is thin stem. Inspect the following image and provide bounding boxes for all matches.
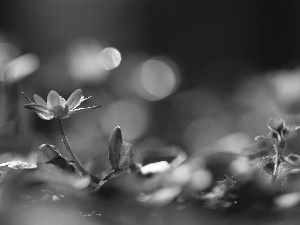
[272,141,284,185]
[101,169,122,182]
[272,150,280,185]
[92,169,123,192]
[57,118,100,184]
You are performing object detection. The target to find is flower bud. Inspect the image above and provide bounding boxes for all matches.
[267,117,285,133]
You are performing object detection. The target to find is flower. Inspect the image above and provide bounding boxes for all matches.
[23,89,101,120]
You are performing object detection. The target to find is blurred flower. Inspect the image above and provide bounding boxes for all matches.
[140,161,171,175]
[2,53,39,83]
[67,38,105,82]
[270,69,300,114]
[274,192,300,209]
[0,42,20,81]
[99,47,122,70]
[138,57,180,101]
[23,89,101,120]
[99,98,149,141]
[214,132,251,154]
[67,38,121,83]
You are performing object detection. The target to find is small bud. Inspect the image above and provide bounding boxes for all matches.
[267,117,285,133]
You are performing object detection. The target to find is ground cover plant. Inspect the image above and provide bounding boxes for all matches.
[2,1,300,224]
[2,41,300,225]
[2,66,300,225]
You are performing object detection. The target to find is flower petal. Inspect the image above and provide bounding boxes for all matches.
[34,94,47,107]
[24,103,51,113]
[60,96,67,108]
[47,90,63,109]
[37,112,54,120]
[24,103,54,120]
[66,89,82,110]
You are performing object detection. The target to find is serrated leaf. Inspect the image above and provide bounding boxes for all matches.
[108,127,122,170]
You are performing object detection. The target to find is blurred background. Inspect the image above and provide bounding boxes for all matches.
[1,0,300,173]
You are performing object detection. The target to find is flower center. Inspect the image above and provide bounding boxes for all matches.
[51,105,69,118]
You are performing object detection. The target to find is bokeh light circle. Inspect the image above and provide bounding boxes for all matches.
[3,54,39,82]
[99,99,149,141]
[67,39,107,82]
[0,42,20,81]
[183,118,226,153]
[139,57,180,101]
[99,47,121,70]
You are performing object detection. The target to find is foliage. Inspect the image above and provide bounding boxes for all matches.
[2,76,300,224]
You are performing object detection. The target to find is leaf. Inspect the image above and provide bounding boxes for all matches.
[118,141,134,169]
[0,161,36,181]
[0,161,36,171]
[283,153,300,167]
[108,127,122,170]
[37,144,76,173]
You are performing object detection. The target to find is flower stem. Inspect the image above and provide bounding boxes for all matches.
[101,169,122,182]
[272,141,284,185]
[57,118,100,184]
[272,151,280,185]
[92,169,123,192]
